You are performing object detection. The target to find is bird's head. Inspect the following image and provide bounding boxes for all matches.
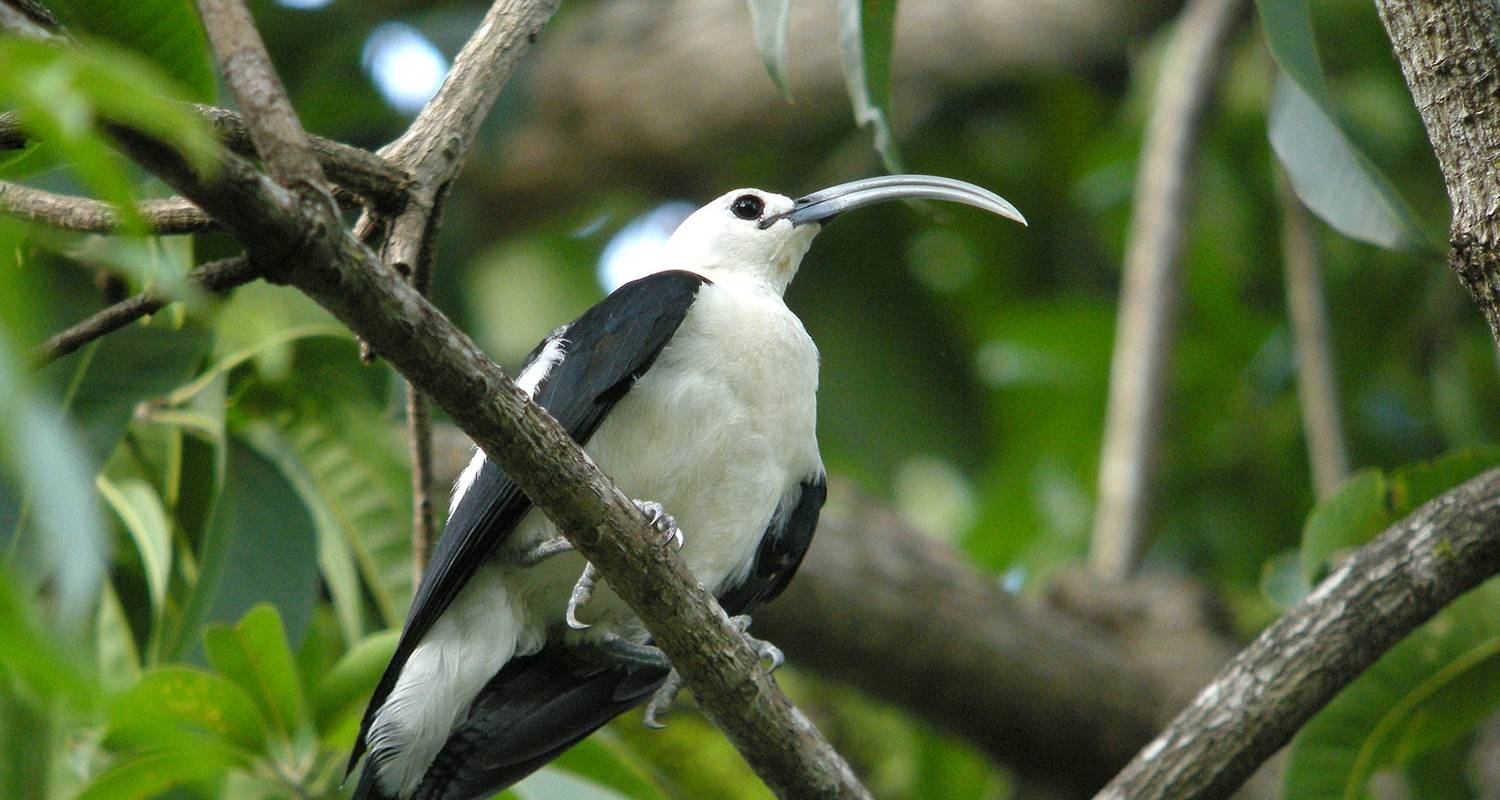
[662,175,1027,294]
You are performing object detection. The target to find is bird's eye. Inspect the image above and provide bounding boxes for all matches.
[730,194,764,221]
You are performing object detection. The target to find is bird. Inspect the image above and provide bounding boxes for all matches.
[348,175,1025,800]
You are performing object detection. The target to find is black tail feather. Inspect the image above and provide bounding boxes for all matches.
[403,647,666,800]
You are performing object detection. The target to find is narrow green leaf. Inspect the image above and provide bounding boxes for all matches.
[746,0,793,100]
[96,476,172,616]
[837,0,904,172]
[46,0,218,104]
[203,605,310,739]
[95,582,142,693]
[1268,74,1431,252]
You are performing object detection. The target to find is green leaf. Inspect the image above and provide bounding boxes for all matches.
[513,767,635,800]
[169,439,320,659]
[0,40,218,233]
[1284,580,1500,799]
[45,0,218,104]
[96,476,172,616]
[1252,0,1433,252]
[838,0,904,172]
[1299,468,1387,583]
[1300,450,1500,582]
[1268,74,1430,252]
[1260,548,1310,611]
[110,666,268,753]
[548,734,671,800]
[0,279,106,624]
[202,605,310,739]
[73,745,241,800]
[0,570,99,709]
[311,629,398,740]
[240,423,367,644]
[95,582,142,693]
[746,0,793,100]
[43,320,210,464]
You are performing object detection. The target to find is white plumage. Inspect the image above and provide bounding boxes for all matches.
[368,191,822,796]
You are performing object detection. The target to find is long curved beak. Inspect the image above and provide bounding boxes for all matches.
[762,174,1027,229]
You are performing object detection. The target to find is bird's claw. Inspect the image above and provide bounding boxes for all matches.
[565,500,682,629]
[639,615,782,730]
[565,563,599,630]
[634,499,683,551]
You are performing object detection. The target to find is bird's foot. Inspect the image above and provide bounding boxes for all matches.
[635,499,684,551]
[508,535,575,567]
[565,499,683,630]
[641,615,783,730]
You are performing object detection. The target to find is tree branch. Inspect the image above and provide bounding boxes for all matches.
[1373,0,1500,343]
[1089,0,1246,580]
[1279,172,1349,499]
[34,254,257,364]
[0,181,214,234]
[193,0,326,194]
[1095,467,1500,798]
[106,2,871,795]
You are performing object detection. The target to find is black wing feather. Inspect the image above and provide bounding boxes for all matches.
[717,474,827,616]
[349,270,708,773]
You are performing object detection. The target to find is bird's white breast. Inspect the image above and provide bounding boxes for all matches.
[505,276,822,642]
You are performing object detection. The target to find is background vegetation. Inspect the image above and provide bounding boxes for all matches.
[2,0,1498,797]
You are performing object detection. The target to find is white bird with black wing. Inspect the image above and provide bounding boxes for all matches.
[349,175,1026,800]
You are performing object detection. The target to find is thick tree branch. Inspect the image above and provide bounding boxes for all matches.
[1096,468,1500,798]
[0,181,214,234]
[1089,0,1245,580]
[106,3,870,795]
[34,255,256,364]
[1373,0,1500,341]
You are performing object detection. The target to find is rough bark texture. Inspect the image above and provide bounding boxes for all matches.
[1089,0,1245,580]
[1373,0,1500,339]
[1095,468,1500,799]
[0,181,214,234]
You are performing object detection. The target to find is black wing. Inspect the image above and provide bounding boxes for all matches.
[349,270,709,772]
[717,473,827,616]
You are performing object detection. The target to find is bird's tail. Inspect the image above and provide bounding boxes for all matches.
[414,645,668,799]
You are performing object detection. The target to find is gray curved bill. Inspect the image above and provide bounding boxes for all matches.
[765,174,1027,228]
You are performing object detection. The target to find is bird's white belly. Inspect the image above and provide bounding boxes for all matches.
[503,280,822,648]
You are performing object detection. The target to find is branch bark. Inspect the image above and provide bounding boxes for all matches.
[1089,0,1246,580]
[1373,0,1500,343]
[1095,467,1500,798]
[0,181,214,234]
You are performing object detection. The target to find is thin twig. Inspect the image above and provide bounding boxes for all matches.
[1095,467,1500,798]
[1279,172,1350,499]
[0,181,215,234]
[1088,0,1246,581]
[35,255,257,364]
[193,0,328,194]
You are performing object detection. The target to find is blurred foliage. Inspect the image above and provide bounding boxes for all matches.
[1,0,1498,797]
